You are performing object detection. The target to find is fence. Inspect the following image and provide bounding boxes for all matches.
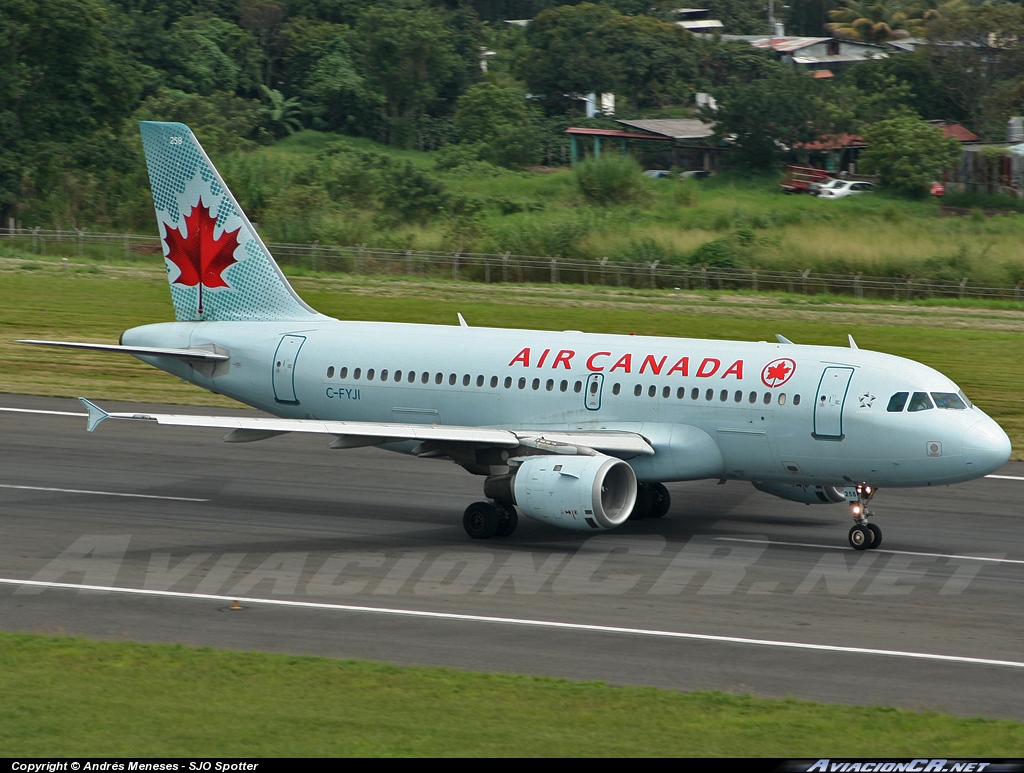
[2,227,1023,303]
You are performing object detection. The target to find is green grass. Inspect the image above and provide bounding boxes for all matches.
[2,633,1022,756]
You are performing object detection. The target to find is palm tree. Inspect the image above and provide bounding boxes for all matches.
[827,0,965,42]
[260,85,304,136]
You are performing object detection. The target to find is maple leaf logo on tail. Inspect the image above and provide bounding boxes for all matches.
[163,196,242,315]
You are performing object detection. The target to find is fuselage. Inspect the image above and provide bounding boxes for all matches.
[123,318,1012,489]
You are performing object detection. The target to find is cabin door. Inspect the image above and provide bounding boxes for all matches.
[273,334,306,404]
[813,366,854,439]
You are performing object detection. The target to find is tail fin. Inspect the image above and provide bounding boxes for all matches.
[139,121,321,322]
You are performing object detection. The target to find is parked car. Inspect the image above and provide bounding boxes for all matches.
[643,169,674,179]
[810,178,842,196]
[816,180,876,199]
[679,170,710,180]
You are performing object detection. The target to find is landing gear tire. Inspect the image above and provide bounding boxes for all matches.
[494,502,518,537]
[648,483,671,519]
[867,522,882,550]
[849,524,871,551]
[463,501,500,539]
[630,484,653,521]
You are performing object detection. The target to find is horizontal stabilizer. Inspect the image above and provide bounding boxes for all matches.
[74,403,655,457]
[19,340,229,362]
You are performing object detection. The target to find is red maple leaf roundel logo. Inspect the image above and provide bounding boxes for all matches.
[761,357,796,388]
[162,196,242,313]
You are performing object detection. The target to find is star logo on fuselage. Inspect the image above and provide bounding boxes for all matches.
[858,392,876,408]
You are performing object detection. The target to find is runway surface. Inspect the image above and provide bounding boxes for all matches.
[2,393,1022,720]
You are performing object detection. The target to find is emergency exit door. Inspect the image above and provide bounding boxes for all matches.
[585,373,604,411]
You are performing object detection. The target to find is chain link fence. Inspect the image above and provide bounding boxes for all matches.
[3,227,1023,302]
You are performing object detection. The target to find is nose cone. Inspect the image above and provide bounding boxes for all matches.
[963,418,1012,477]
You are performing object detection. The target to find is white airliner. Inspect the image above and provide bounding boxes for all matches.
[21,122,1012,549]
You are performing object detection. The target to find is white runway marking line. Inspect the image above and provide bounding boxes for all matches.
[1,577,1023,671]
[0,483,208,503]
[0,407,87,418]
[715,537,1024,565]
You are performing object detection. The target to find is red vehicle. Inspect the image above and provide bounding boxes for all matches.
[781,164,834,194]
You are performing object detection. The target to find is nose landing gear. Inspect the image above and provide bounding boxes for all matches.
[848,484,882,550]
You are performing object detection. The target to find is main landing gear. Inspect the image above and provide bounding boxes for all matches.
[463,500,518,539]
[629,482,671,521]
[847,484,882,550]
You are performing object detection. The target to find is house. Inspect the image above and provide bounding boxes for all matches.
[697,34,888,74]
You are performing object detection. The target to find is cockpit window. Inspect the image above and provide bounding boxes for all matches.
[908,392,934,412]
[958,390,973,409]
[886,392,909,412]
[931,392,967,409]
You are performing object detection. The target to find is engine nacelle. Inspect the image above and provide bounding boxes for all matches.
[753,481,846,505]
[509,454,637,531]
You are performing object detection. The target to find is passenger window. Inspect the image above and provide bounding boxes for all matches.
[734,390,742,403]
[793,395,801,406]
[546,379,554,391]
[612,383,621,395]
[532,378,540,390]
[340,367,348,379]
[887,392,909,412]
[559,380,568,392]
[720,390,728,402]
[490,376,498,388]
[763,392,771,405]
[420,372,428,384]
[408,371,416,383]
[380,369,388,381]
[705,389,714,401]
[435,373,443,385]
[648,385,657,398]
[393,370,401,382]
[463,374,471,387]
[327,366,335,378]
[749,391,757,404]
[367,369,375,381]
[908,392,933,412]
[353,368,361,380]
[691,388,699,400]
[677,387,685,399]
[634,384,643,397]
[931,392,967,409]
[476,375,484,387]
[518,378,526,389]
[574,381,583,393]
[778,393,786,405]
[449,374,457,385]
[504,376,512,389]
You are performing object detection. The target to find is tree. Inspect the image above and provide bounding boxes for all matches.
[454,82,537,168]
[704,69,832,170]
[858,115,962,197]
[260,86,304,136]
[827,0,923,43]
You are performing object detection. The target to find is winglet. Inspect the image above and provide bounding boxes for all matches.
[78,398,109,432]
[848,334,859,349]
[775,334,795,345]
[457,313,469,328]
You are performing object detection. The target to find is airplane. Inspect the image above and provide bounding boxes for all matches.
[19,121,1012,550]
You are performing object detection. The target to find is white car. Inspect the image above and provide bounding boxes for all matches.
[816,180,876,199]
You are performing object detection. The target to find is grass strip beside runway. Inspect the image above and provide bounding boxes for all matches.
[1,633,1022,756]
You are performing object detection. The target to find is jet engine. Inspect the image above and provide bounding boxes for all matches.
[753,481,847,505]
[486,454,637,531]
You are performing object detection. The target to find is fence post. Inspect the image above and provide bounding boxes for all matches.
[77,229,84,258]
[700,265,708,290]
[801,269,810,294]
[452,251,460,281]
[599,257,608,285]
[1016,280,1022,302]
[649,260,659,289]
[854,273,862,299]
[959,277,968,300]
[6,216,13,234]
[311,240,319,272]
[906,275,915,301]
[751,269,758,292]
[502,252,509,283]
[406,249,413,276]
[33,226,40,254]
[550,257,558,284]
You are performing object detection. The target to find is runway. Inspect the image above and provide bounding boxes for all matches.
[2,394,1022,720]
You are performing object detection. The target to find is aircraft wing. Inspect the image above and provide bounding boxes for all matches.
[78,400,654,457]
